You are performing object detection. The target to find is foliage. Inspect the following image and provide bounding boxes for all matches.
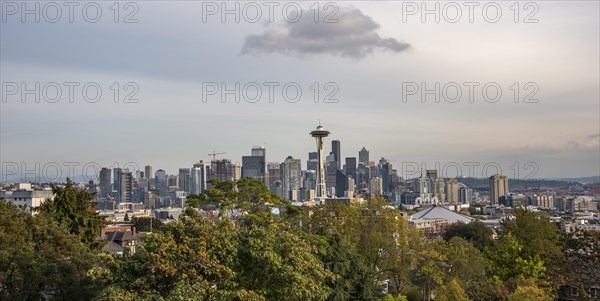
[131,216,165,232]
[443,221,494,251]
[435,279,470,301]
[36,178,106,250]
[0,198,100,300]
[97,209,333,300]
[559,230,600,298]
[2,177,589,301]
[485,232,546,282]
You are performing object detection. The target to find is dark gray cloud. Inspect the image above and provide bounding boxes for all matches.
[242,6,410,59]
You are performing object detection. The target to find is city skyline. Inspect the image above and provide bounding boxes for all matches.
[1,2,599,179]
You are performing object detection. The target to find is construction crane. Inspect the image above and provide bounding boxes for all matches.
[208,151,227,161]
[106,195,116,211]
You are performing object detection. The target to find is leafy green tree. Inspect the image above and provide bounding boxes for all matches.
[501,209,561,260]
[97,210,333,301]
[444,237,487,295]
[485,232,546,282]
[37,178,106,250]
[236,225,334,301]
[443,221,494,251]
[124,212,129,222]
[500,209,563,289]
[95,212,239,300]
[0,198,100,300]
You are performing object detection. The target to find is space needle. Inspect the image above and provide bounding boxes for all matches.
[310,124,330,202]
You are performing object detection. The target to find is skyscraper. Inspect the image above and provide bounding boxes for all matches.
[281,156,302,200]
[307,152,318,171]
[370,177,383,196]
[310,125,330,200]
[332,140,341,170]
[178,168,190,193]
[155,169,168,198]
[489,174,508,205]
[208,159,238,182]
[345,157,357,179]
[242,146,266,182]
[335,169,348,197]
[190,161,207,195]
[358,147,369,164]
[99,167,112,199]
[145,165,152,179]
[267,162,282,197]
[445,178,459,207]
[119,169,133,203]
[378,158,394,195]
[113,168,122,201]
[458,187,473,205]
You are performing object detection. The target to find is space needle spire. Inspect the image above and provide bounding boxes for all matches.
[310,124,330,202]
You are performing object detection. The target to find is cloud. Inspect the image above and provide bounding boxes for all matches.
[566,133,600,153]
[500,134,600,156]
[242,6,410,59]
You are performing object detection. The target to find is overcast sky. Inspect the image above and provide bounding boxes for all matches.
[1,1,598,181]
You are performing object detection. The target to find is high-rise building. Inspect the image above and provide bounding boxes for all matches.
[332,140,341,170]
[190,161,207,195]
[99,167,112,199]
[358,147,369,164]
[145,165,152,179]
[267,162,282,196]
[345,157,357,179]
[370,177,383,196]
[113,168,122,201]
[378,158,394,194]
[242,147,266,182]
[208,159,239,182]
[113,168,132,203]
[356,162,370,192]
[489,174,508,205]
[155,169,168,197]
[347,176,355,198]
[445,178,459,206]
[310,125,330,200]
[167,174,178,188]
[335,169,348,197]
[178,168,190,193]
[281,156,302,200]
[307,152,318,171]
[458,187,473,205]
[303,170,316,191]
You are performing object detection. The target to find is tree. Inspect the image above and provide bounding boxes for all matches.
[97,210,333,301]
[37,178,106,250]
[485,232,546,282]
[559,230,600,299]
[0,198,100,300]
[123,212,129,222]
[131,216,165,232]
[444,237,486,295]
[443,221,494,251]
[236,225,334,300]
[435,279,470,301]
[500,209,563,289]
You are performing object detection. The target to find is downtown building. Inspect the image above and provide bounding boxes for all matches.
[489,174,508,206]
[190,161,207,195]
[281,156,302,201]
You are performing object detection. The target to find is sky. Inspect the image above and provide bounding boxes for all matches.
[1,1,599,182]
